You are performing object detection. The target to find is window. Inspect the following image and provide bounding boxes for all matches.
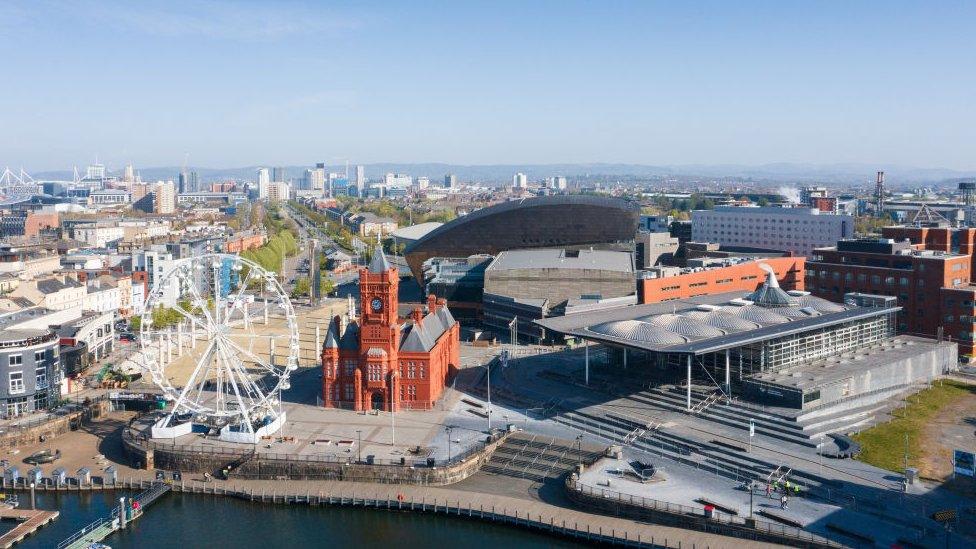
[8,355,22,367]
[35,367,47,389]
[34,351,45,364]
[871,275,881,285]
[899,278,909,286]
[8,372,24,394]
[344,383,354,402]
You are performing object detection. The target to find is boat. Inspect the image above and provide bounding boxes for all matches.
[23,448,61,464]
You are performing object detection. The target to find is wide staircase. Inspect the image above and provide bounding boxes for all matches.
[480,434,602,482]
[548,402,845,494]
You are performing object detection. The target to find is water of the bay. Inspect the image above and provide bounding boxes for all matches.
[17,491,583,548]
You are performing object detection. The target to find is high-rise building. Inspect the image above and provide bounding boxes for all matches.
[552,176,567,190]
[384,173,412,189]
[444,174,458,188]
[122,164,135,183]
[267,181,291,203]
[513,172,527,189]
[306,168,326,193]
[355,165,365,194]
[257,168,270,200]
[177,170,198,193]
[415,176,430,190]
[154,181,176,214]
[272,167,287,183]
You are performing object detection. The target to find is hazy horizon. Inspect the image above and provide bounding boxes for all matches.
[3,1,975,171]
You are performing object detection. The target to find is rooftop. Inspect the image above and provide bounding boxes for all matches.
[536,271,894,356]
[486,248,633,273]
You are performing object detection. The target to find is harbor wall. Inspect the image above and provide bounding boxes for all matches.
[123,430,511,486]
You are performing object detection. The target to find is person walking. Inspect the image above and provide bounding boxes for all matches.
[765,483,772,498]
[781,494,789,510]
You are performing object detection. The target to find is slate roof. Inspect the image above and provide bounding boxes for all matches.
[36,278,82,294]
[369,248,392,273]
[400,306,456,353]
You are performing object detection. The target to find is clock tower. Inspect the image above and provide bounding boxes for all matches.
[321,241,459,413]
[357,246,400,411]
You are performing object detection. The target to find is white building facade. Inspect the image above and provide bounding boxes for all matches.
[691,206,853,257]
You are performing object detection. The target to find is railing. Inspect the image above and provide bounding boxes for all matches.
[56,516,110,549]
[570,481,843,547]
[125,422,501,470]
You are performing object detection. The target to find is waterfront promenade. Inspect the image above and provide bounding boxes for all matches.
[22,475,789,549]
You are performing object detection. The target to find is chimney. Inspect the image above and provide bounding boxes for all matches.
[427,294,437,313]
[411,306,424,325]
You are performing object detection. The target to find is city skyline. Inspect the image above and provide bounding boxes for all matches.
[2,1,975,171]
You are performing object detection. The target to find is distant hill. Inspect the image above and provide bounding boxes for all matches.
[30,162,976,188]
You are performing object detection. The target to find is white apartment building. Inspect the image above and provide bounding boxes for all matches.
[383,173,412,190]
[257,168,271,199]
[691,206,854,257]
[513,172,527,189]
[132,249,178,306]
[73,223,126,248]
[83,279,121,315]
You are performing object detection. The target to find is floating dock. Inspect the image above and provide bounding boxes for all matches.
[0,508,60,548]
[57,482,170,549]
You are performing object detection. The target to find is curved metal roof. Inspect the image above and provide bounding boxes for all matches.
[796,295,847,313]
[588,320,688,345]
[699,311,762,332]
[722,305,791,325]
[638,313,727,339]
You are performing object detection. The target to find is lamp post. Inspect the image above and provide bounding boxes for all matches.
[29,482,34,510]
[356,429,362,463]
[576,434,584,469]
[445,425,455,462]
[485,362,492,433]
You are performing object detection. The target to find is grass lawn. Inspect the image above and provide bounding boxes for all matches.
[851,379,976,473]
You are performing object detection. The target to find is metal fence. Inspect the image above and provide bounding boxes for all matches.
[570,481,844,547]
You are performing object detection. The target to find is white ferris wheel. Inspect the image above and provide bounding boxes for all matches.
[140,253,298,441]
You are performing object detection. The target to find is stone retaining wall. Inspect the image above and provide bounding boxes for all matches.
[123,429,511,486]
[0,399,111,450]
[564,475,836,549]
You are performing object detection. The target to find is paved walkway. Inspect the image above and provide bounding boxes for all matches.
[173,477,789,548]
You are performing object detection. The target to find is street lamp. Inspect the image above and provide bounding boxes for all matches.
[576,434,584,469]
[356,429,362,464]
[445,425,456,462]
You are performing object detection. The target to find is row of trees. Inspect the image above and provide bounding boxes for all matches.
[289,200,359,252]
[242,205,300,274]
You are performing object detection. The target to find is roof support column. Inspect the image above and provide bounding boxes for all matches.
[584,341,589,386]
[623,348,627,370]
[725,350,731,404]
[686,354,692,411]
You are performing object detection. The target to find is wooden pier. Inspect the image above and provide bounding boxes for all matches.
[0,508,59,548]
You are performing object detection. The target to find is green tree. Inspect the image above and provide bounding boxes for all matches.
[291,277,311,297]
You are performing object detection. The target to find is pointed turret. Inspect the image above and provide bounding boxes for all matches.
[746,263,798,308]
[369,246,392,273]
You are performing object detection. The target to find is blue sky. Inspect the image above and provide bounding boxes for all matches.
[1,1,974,171]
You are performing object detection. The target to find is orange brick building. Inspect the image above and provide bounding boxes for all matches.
[24,212,59,238]
[321,249,460,411]
[225,232,266,254]
[639,257,805,304]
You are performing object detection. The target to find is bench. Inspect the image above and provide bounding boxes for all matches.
[695,498,738,515]
[757,509,805,528]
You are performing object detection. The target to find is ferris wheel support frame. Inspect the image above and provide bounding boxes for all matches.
[142,253,298,444]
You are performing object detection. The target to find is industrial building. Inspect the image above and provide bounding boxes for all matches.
[691,205,853,257]
[807,237,976,355]
[639,256,804,304]
[482,248,636,341]
[537,267,956,414]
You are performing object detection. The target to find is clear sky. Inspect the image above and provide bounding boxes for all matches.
[2,1,974,171]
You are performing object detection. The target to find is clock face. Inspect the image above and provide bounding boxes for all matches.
[370,298,383,312]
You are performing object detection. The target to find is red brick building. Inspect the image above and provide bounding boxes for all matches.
[639,257,804,304]
[321,249,460,411]
[807,237,976,355]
